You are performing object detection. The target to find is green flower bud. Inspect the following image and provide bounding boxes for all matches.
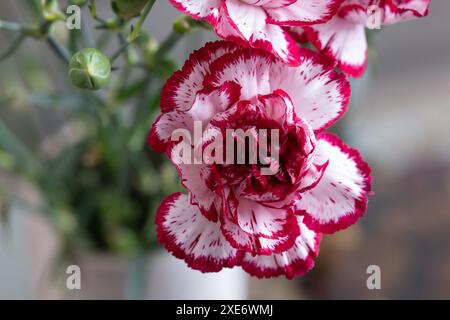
[173,15,196,35]
[111,0,148,19]
[41,0,65,22]
[69,48,111,91]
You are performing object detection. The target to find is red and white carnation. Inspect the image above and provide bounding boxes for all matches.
[168,0,341,66]
[148,41,372,278]
[290,0,432,77]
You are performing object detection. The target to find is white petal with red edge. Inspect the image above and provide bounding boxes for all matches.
[160,41,239,113]
[223,0,301,66]
[212,5,246,43]
[229,194,296,239]
[150,82,241,153]
[241,217,321,279]
[169,0,220,20]
[296,133,372,234]
[205,48,274,100]
[238,0,296,8]
[305,11,368,78]
[170,145,221,221]
[297,159,329,193]
[148,111,194,153]
[187,81,241,127]
[382,0,431,25]
[270,49,350,133]
[220,209,300,255]
[156,193,243,272]
[258,90,295,125]
[265,0,339,25]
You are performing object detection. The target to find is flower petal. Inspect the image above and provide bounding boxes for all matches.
[223,0,302,66]
[220,208,300,255]
[305,8,368,78]
[170,145,221,221]
[270,48,350,132]
[204,48,274,100]
[241,216,321,279]
[296,133,372,234]
[265,0,340,26]
[168,0,220,20]
[148,111,193,153]
[161,41,239,113]
[150,81,241,153]
[285,26,308,43]
[228,192,296,239]
[156,193,243,272]
[383,0,431,25]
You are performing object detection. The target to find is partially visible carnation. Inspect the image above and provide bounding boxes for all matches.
[148,41,372,278]
[168,0,341,66]
[290,0,432,77]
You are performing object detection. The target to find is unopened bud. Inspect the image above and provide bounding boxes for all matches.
[69,48,111,91]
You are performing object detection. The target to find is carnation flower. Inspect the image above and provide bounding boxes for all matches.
[292,0,432,77]
[148,41,372,278]
[168,0,341,66]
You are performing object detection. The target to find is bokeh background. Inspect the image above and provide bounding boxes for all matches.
[0,0,449,299]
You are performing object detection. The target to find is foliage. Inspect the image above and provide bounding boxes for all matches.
[0,0,203,254]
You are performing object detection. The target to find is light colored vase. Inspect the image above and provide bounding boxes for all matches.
[146,250,249,300]
[65,250,249,300]
[70,251,132,300]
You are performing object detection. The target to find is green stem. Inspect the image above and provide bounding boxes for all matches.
[47,35,71,65]
[111,0,156,64]
[0,35,26,62]
[80,15,95,48]
[0,20,39,36]
[127,0,156,43]
[110,40,131,64]
[155,31,183,58]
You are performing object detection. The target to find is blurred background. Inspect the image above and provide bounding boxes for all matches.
[0,0,449,300]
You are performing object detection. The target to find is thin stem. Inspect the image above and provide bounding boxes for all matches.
[0,19,38,36]
[110,40,131,64]
[47,35,71,65]
[155,31,183,58]
[127,0,156,42]
[111,0,156,64]
[0,35,26,62]
[80,15,95,48]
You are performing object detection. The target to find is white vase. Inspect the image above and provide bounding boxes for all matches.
[146,250,249,300]
[68,251,132,300]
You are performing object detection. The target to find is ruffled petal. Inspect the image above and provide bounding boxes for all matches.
[305,9,368,78]
[168,0,220,20]
[204,48,274,99]
[228,192,296,239]
[383,0,431,25]
[150,81,241,153]
[270,49,351,132]
[160,41,240,113]
[223,0,302,66]
[241,216,321,279]
[156,193,243,272]
[148,111,192,153]
[265,0,340,26]
[296,133,372,234]
[170,144,221,221]
[220,207,300,255]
